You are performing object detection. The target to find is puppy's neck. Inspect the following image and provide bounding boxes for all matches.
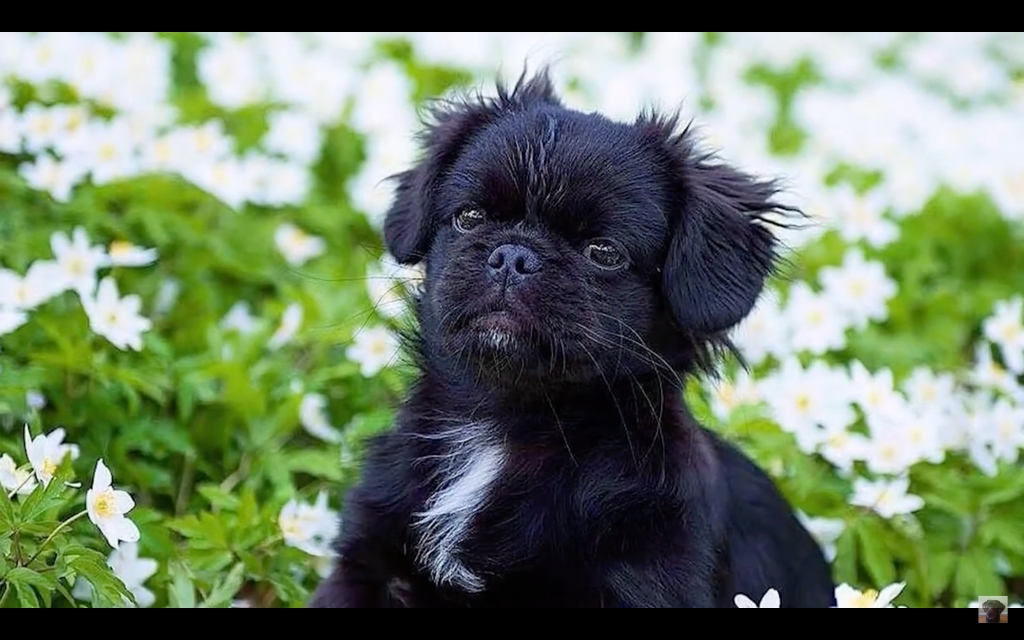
[413,368,687,446]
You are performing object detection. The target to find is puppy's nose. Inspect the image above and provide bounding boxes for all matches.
[487,244,541,287]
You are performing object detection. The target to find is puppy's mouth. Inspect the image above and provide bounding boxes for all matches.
[470,310,524,351]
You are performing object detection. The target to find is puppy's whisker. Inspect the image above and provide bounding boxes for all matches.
[575,338,639,471]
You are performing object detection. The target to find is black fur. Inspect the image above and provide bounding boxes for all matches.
[311,69,835,608]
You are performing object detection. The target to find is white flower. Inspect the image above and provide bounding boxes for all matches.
[274,223,326,267]
[816,421,870,475]
[783,282,849,355]
[263,110,323,164]
[299,393,343,443]
[50,227,109,296]
[0,109,21,153]
[72,541,158,607]
[818,249,897,331]
[279,491,337,557]
[0,261,66,311]
[708,369,762,422]
[0,308,28,337]
[735,587,780,608]
[222,301,259,335]
[26,390,47,410]
[268,303,303,350]
[759,358,855,453]
[80,119,140,185]
[834,582,905,608]
[24,425,78,488]
[796,513,845,563]
[0,453,37,496]
[81,277,153,351]
[19,155,88,203]
[730,293,789,366]
[833,186,900,249]
[346,326,400,378]
[849,361,904,426]
[86,459,140,549]
[983,296,1024,374]
[107,542,159,607]
[107,241,158,267]
[850,477,924,519]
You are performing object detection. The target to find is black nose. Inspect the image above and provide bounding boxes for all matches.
[487,244,541,287]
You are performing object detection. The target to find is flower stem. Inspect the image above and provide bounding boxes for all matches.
[26,509,89,567]
[6,473,33,500]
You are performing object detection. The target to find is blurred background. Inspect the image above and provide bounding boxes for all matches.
[0,32,1023,609]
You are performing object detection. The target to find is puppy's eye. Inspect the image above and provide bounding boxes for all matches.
[454,208,486,233]
[583,239,628,270]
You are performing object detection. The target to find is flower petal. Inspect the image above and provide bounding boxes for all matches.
[734,593,758,608]
[115,516,141,543]
[112,489,135,514]
[875,582,906,607]
[93,458,112,491]
[761,588,781,608]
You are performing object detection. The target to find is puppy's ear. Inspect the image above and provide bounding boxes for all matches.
[383,68,560,264]
[646,116,792,335]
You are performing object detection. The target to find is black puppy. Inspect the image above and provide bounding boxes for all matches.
[311,70,836,608]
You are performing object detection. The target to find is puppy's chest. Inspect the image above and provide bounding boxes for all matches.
[406,424,568,594]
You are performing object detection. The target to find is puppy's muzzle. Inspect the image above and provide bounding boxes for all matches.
[487,244,542,289]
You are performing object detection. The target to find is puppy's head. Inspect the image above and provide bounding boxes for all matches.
[385,70,791,389]
[983,600,1006,616]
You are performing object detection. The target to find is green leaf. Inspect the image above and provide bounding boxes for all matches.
[167,512,229,548]
[0,483,15,530]
[284,449,344,481]
[13,581,39,608]
[953,548,1004,600]
[168,562,196,609]
[4,567,55,608]
[198,484,241,511]
[978,517,1024,557]
[858,518,896,587]
[834,525,858,586]
[200,562,245,608]
[64,545,134,608]
[18,456,74,524]
[980,475,1024,507]
[927,551,958,598]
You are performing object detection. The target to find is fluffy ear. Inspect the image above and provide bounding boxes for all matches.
[648,117,793,335]
[383,69,561,264]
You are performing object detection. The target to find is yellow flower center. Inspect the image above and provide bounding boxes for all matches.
[850,281,865,296]
[281,516,304,538]
[851,589,878,607]
[807,309,824,324]
[67,256,85,276]
[1000,323,1020,342]
[795,395,811,412]
[110,241,133,257]
[880,444,896,461]
[99,143,117,162]
[368,338,387,357]
[93,488,117,518]
[106,311,120,326]
[828,433,848,448]
[42,458,58,477]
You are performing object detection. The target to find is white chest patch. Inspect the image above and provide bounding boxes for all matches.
[411,424,505,593]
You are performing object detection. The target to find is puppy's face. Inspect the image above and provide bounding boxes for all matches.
[384,72,788,388]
